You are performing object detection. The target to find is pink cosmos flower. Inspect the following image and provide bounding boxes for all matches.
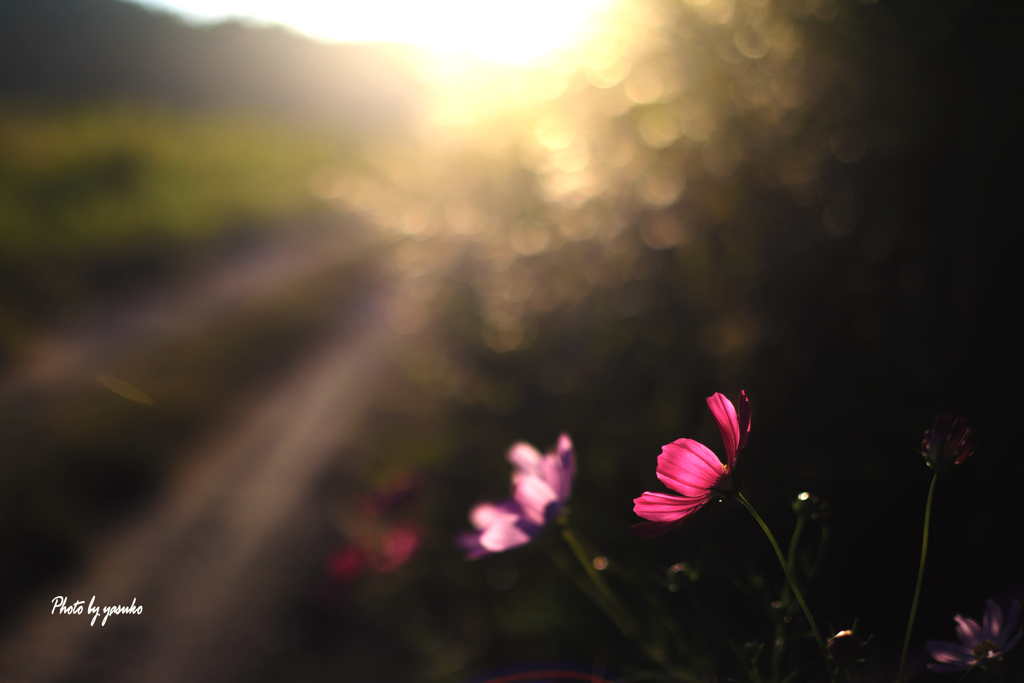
[458,434,576,559]
[927,600,1022,673]
[633,391,750,537]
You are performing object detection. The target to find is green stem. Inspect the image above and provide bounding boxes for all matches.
[561,528,635,633]
[557,526,643,648]
[673,569,748,671]
[898,472,937,683]
[784,515,807,598]
[736,493,834,682]
[543,538,627,635]
[607,562,692,662]
[808,522,831,583]
[774,514,807,682]
[554,527,697,680]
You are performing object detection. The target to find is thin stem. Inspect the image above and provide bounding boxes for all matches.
[561,527,637,638]
[898,473,938,683]
[554,527,698,682]
[774,514,807,682]
[785,515,807,597]
[808,522,831,583]
[607,562,692,662]
[673,568,749,671]
[543,536,633,639]
[736,493,834,683]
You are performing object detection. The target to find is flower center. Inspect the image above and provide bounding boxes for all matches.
[972,640,998,660]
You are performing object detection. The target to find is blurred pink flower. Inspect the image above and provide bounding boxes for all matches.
[323,475,424,593]
[326,545,365,584]
[458,434,576,559]
[927,600,1022,673]
[326,524,421,586]
[370,525,421,572]
[633,391,750,537]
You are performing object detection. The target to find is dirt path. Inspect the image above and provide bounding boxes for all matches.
[0,227,410,682]
[0,224,366,399]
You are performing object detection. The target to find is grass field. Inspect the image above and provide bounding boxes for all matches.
[0,104,359,361]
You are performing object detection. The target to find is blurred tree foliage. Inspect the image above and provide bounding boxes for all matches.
[310,0,1021,680]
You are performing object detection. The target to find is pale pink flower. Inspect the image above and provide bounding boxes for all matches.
[927,600,1022,673]
[458,434,576,559]
[633,391,750,537]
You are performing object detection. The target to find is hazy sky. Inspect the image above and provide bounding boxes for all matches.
[129,0,612,65]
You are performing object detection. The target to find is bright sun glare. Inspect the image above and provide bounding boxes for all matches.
[133,0,613,66]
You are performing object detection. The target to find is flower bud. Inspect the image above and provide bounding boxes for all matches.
[921,415,976,474]
[791,492,829,520]
[828,629,866,668]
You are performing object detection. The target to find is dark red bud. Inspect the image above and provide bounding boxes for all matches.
[922,415,976,473]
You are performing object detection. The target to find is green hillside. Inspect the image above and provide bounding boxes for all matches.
[0,103,367,362]
[0,0,426,132]
[0,0,427,364]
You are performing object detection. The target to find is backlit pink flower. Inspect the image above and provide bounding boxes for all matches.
[633,391,750,537]
[927,600,1022,673]
[458,434,576,559]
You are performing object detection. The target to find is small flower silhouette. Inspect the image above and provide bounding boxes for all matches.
[633,391,750,537]
[828,629,867,668]
[921,415,976,473]
[458,434,576,559]
[927,600,1022,673]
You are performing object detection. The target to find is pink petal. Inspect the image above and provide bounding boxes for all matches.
[1001,629,1022,654]
[632,519,685,537]
[538,453,566,501]
[507,442,543,478]
[456,531,490,559]
[513,474,559,527]
[707,392,741,470]
[736,390,751,451]
[656,439,724,496]
[984,599,1003,641]
[633,491,712,522]
[550,433,576,501]
[955,614,983,647]
[1002,601,1021,647]
[557,433,575,468]
[479,516,533,552]
[927,639,974,663]
[511,435,575,506]
[538,455,559,492]
[469,500,520,530]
